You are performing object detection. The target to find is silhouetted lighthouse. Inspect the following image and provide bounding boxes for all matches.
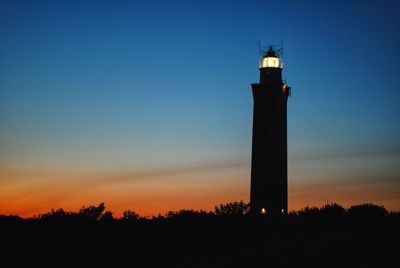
[250,46,291,216]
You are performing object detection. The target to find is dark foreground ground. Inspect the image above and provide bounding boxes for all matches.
[0,217,398,267]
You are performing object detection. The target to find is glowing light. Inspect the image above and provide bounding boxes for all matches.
[261,57,281,68]
[282,84,287,93]
[261,208,266,214]
[281,209,285,213]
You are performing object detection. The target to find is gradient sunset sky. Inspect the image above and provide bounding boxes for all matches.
[1,0,399,217]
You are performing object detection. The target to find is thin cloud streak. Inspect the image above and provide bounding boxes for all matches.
[94,160,248,184]
[0,159,249,187]
[290,147,400,162]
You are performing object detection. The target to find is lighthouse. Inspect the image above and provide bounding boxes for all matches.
[250,46,291,216]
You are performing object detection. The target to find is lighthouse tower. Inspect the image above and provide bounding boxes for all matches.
[250,46,291,216]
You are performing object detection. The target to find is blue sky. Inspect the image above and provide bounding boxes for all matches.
[0,0,399,216]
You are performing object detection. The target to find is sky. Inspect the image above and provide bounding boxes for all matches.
[1,0,399,217]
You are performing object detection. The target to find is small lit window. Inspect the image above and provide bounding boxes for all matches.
[261,208,267,214]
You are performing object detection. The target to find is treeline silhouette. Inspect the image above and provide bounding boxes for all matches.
[1,201,398,225]
[1,202,399,266]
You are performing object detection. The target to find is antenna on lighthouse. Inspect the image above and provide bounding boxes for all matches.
[258,40,267,56]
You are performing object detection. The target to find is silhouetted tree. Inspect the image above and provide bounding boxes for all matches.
[321,202,346,216]
[296,206,321,218]
[37,208,74,222]
[151,213,166,224]
[99,211,114,222]
[77,203,106,221]
[214,201,249,217]
[348,203,388,224]
[348,203,387,217]
[121,210,140,222]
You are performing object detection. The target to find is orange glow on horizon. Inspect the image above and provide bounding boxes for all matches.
[1,162,399,218]
[0,163,249,218]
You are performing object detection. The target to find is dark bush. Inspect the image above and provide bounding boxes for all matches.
[348,203,387,223]
[165,209,211,222]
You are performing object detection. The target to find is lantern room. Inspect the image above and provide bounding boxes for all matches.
[260,46,282,69]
